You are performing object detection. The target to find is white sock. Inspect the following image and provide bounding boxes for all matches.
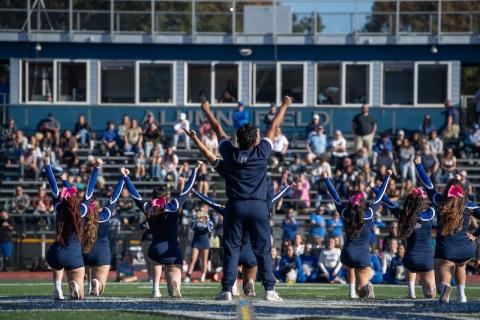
[153,282,159,291]
[54,280,62,292]
[266,290,275,294]
[458,284,465,297]
[408,281,415,295]
[349,283,356,295]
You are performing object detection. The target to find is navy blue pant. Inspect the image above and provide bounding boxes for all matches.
[222,200,275,292]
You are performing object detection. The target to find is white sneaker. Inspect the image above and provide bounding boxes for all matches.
[152,289,162,298]
[54,287,64,300]
[215,291,233,301]
[407,292,417,299]
[265,290,283,302]
[200,274,206,283]
[183,276,191,284]
[439,284,452,304]
[69,281,80,300]
[243,279,256,297]
[231,280,240,297]
[349,291,359,299]
[90,279,100,297]
[456,295,467,303]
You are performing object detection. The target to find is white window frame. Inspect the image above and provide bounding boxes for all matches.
[343,62,373,106]
[414,61,451,107]
[314,62,343,107]
[135,60,176,106]
[55,59,91,105]
[278,62,307,107]
[98,60,137,106]
[252,62,276,106]
[380,62,415,107]
[184,62,241,107]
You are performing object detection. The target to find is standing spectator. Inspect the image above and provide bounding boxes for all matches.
[232,102,249,129]
[428,130,443,157]
[419,144,441,183]
[263,103,277,129]
[465,123,480,159]
[125,119,143,154]
[143,122,164,158]
[0,210,14,271]
[282,208,298,242]
[73,115,94,149]
[330,130,348,168]
[298,243,319,283]
[418,114,436,137]
[306,114,320,138]
[306,125,327,164]
[271,127,289,169]
[36,113,61,146]
[101,121,120,156]
[308,205,325,248]
[318,238,342,283]
[9,186,30,214]
[443,99,461,140]
[172,113,190,150]
[440,148,456,182]
[352,104,377,153]
[161,146,179,188]
[398,139,416,184]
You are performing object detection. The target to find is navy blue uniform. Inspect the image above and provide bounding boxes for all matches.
[374,190,435,272]
[190,216,214,249]
[416,163,480,263]
[83,177,125,266]
[323,174,389,268]
[44,164,98,270]
[193,185,290,268]
[124,168,197,265]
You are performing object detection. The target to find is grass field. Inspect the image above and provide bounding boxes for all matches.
[0,281,479,319]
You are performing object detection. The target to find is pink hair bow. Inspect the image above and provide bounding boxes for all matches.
[60,186,78,200]
[410,188,426,199]
[151,197,167,208]
[349,192,364,207]
[447,185,464,198]
[88,201,97,212]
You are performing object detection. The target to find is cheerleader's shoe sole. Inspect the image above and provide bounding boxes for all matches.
[439,285,452,304]
[69,281,80,300]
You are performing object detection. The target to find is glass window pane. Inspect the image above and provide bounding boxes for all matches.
[28,61,53,102]
[317,64,340,105]
[255,64,276,104]
[57,62,87,102]
[214,64,238,104]
[101,61,135,103]
[281,64,304,103]
[139,63,173,103]
[187,64,211,103]
[418,64,448,104]
[346,64,369,104]
[0,60,9,104]
[383,63,413,105]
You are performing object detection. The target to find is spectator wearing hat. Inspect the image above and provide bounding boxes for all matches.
[263,103,277,130]
[232,102,250,129]
[172,112,190,150]
[306,114,320,138]
[306,125,327,165]
[465,123,480,160]
[352,104,377,153]
[418,114,436,137]
[443,99,461,140]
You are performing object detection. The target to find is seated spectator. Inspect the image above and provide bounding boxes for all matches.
[117,189,134,216]
[280,169,293,187]
[12,130,28,161]
[172,113,190,150]
[282,208,298,242]
[369,212,385,248]
[9,186,30,214]
[73,115,94,149]
[305,114,320,138]
[162,146,179,188]
[101,121,120,156]
[376,149,395,172]
[440,148,456,182]
[232,102,249,129]
[291,174,311,209]
[178,161,191,191]
[428,130,443,157]
[398,139,416,184]
[271,247,281,273]
[419,144,441,183]
[418,114,436,137]
[125,119,143,154]
[370,247,383,284]
[318,238,342,283]
[271,127,289,169]
[384,244,407,284]
[354,147,370,170]
[311,156,331,187]
[275,244,304,283]
[31,184,54,228]
[330,130,348,168]
[118,115,131,143]
[141,111,159,132]
[373,132,393,166]
[410,131,422,150]
[308,206,326,247]
[382,238,398,275]
[393,130,405,154]
[143,122,164,158]
[36,113,61,146]
[298,243,319,283]
[149,148,162,181]
[293,234,305,256]
[459,170,474,201]
[385,175,400,202]
[201,131,218,154]
[58,129,79,165]
[0,118,16,149]
[306,125,327,164]
[357,164,375,186]
[197,162,210,195]
[19,146,40,180]
[219,79,237,103]
[199,119,212,137]
[134,149,147,180]
[464,123,480,160]
[326,211,344,245]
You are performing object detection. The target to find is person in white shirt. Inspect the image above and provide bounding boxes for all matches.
[272,127,289,169]
[428,130,443,157]
[318,238,343,283]
[330,130,348,168]
[293,234,305,256]
[172,113,190,150]
[381,238,398,275]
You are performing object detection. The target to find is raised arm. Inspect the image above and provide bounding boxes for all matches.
[271,183,293,205]
[192,189,226,215]
[99,175,125,223]
[61,172,71,188]
[371,184,400,220]
[369,171,392,214]
[183,128,218,166]
[415,156,442,206]
[164,161,200,212]
[265,96,292,141]
[43,156,59,202]
[121,167,148,213]
[85,158,102,202]
[321,171,344,213]
[201,100,228,141]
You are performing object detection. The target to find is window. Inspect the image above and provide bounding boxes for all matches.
[280,64,304,104]
[139,63,174,103]
[101,61,135,103]
[57,62,87,102]
[25,61,54,102]
[383,63,413,105]
[187,64,211,103]
[214,64,238,104]
[417,64,448,104]
[255,64,276,104]
[317,64,341,105]
[345,64,370,104]
[0,60,9,104]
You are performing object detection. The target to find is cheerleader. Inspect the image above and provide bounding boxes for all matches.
[415,156,480,303]
[321,169,391,299]
[371,184,436,299]
[122,162,199,298]
[43,156,101,300]
[184,204,214,283]
[79,169,125,296]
